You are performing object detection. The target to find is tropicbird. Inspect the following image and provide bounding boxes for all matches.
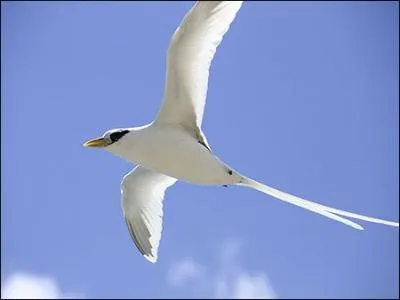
[84,1,399,263]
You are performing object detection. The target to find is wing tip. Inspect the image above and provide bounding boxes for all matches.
[145,254,158,264]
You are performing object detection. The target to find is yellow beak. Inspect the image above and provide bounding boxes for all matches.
[83,137,108,148]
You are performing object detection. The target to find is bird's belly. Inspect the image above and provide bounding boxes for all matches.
[119,127,240,185]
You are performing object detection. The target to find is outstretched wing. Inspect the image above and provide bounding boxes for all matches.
[121,166,177,263]
[156,1,243,132]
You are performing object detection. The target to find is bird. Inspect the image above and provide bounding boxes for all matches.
[83,1,399,263]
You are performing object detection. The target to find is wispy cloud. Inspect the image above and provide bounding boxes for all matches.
[215,240,276,299]
[1,272,83,299]
[220,272,276,299]
[167,239,277,299]
[167,257,205,287]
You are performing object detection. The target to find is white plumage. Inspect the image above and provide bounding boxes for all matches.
[121,166,177,263]
[120,2,244,262]
[84,1,399,263]
[157,1,243,131]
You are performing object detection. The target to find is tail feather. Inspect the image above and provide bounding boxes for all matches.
[239,177,399,230]
[304,200,399,227]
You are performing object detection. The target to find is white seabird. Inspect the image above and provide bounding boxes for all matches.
[84,1,399,263]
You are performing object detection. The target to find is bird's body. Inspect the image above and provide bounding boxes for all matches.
[106,123,242,186]
[84,1,399,263]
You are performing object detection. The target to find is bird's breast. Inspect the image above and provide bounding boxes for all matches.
[115,125,240,186]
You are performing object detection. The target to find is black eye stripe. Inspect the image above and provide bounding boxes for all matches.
[110,130,129,143]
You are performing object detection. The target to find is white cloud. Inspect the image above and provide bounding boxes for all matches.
[219,239,242,265]
[232,273,276,299]
[214,240,276,299]
[215,272,276,299]
[167,257,205,287]
[167,240,277,299]
[1,272,82,299]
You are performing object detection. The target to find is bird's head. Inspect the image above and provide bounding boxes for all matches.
[83,128,131,149]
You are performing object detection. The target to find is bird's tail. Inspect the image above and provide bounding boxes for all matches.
[238,177,399,230]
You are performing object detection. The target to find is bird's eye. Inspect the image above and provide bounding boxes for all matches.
[110,130,129,143]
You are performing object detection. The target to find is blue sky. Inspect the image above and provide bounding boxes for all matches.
[1,1,399,298]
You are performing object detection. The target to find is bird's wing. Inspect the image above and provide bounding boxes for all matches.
[155,1,243,132]
[121,166,177,263]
